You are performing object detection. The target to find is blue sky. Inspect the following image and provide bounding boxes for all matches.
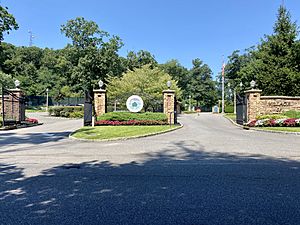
[2,0,300,77]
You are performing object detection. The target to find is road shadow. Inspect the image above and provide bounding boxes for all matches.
[1,141,300,225]
[0,132,71,152]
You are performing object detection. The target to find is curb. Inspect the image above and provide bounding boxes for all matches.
[69,123,184,142]
[0,123,43,131]
[249,127,300,136]
[223,115,244,128]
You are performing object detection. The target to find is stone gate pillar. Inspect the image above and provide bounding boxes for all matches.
[7,88,25,123]
[244,89,262,121]
[163,90,175,125]
[94,89,106,117]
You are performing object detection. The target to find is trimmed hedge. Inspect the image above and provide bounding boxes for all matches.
[49,106,84,118]
[256,114,287,120]
[97,112,167,122]
[95,120,168,126]
[255,111,300,120]
[283,110,300,119]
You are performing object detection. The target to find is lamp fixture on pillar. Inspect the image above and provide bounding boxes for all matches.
[250,80,256,89]
[14,80,20,89]
[166,80,172,89]
[98,80,104,89]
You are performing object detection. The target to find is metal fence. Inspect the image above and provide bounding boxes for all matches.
[236,94,247,125]
[26,96,85,108]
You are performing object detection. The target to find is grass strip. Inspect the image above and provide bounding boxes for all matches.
[71,125,179,140]
[224,113,236,121]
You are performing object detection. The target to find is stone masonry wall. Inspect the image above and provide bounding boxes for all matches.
[245,89,300,120]
[259,96,300,115]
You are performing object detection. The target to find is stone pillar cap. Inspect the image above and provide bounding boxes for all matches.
[163,89,175,93]
[7,88,23,92]
[244,89,262,94]
[93,89,106,93]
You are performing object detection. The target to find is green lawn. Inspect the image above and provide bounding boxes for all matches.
[71,125,180,140]
[224,113,236,121]
[26,109,46,113]
[257,127,300,132]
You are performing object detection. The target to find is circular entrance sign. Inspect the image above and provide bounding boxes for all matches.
[126,95,144,112]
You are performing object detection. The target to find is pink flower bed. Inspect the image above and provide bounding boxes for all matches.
[25,118,39,124]
[246,118,300,127]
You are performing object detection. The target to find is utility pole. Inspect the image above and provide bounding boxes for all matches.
[1,83,5,127]
[28,30,34,47]
[46,88,49,112]
[233,89,237,114]
[221,57,225,114]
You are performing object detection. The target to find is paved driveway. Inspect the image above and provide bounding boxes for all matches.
[0,113,300,225]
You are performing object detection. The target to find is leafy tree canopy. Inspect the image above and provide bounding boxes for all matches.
[126,50,157,70]
[107,65,181,112]
[61,17,108,49]
[61,17,124,92]
[0,5,18,43]
[159,59,189,97]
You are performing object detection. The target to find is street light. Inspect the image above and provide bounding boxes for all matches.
[114,99,119,112]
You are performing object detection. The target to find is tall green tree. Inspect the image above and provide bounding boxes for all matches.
[159,59,189,98]
[224,48,254,87]
[61,17,124,92]
[239,5,300,95]
[188,59,217,108]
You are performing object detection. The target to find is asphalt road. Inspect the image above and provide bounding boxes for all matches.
[0,113,300,225]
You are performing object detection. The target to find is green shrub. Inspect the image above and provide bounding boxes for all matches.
[218,104,234,113]
[224,105,234,113]
[283,110,300,119]
[69,111,84,118]
[49,106,83,118]
[97,112,167,122]
[256,114,287,120]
